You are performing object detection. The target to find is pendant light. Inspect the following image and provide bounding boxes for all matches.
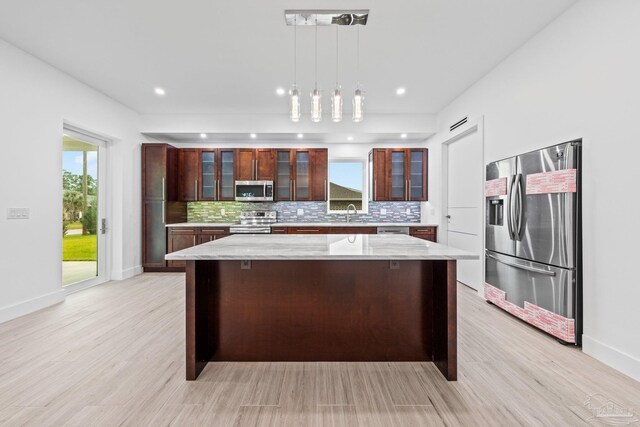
[352,25,364,122]
[311,16,322,122]
[331,26,343,122]
[290,16,301,122]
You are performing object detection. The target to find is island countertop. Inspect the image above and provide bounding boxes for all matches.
[165,233,477,261]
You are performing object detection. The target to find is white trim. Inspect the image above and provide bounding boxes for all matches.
[0,290,65,325]
[583,334,640,382]
[326,157,369,214]
[111,265,143,281]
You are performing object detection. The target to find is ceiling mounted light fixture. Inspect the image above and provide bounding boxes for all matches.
[331,26,343,122]
[154,87,166,96]
[401,133,408,139]
[297,133,304,139]
[200,133,207,139]
[290,16,301,122]
[396,87,406,96]
[310,16,322,123]
[250,133,257,139]
[352,25,364,123]
[285,10,368,124]
[276,87,286,96]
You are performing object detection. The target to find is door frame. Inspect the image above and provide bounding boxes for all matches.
[62,125,111,295]
[440,116,485,295]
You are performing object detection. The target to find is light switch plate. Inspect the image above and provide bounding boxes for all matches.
[297,208,304,216]
[406,208,411,214]
[7,207,29,219]
[380,208,387,215]
[221,208,226,216]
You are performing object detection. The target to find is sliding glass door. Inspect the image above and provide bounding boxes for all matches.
[62,127,107,290]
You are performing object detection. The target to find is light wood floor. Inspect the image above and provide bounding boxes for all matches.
[0,273,638,426]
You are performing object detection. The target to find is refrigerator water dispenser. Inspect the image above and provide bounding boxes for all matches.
[488,199,504,226]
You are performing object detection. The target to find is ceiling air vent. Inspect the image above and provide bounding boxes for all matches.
[449,117,468,132]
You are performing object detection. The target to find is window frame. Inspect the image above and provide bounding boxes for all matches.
[327,157,368,214]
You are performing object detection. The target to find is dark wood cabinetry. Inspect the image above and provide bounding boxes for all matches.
[167,227,230,268]
[178,149,199,201]
[235,148,276,181]
[410,226,437,242]
[142,144,186,270]
[274,148,327,202]
[369,148,428,201]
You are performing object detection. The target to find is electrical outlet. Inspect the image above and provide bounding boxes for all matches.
[406,208,411,214]
[221,208,226,216]
[297,208,304,216]
[7,207,29,219]
[380,208,387,215]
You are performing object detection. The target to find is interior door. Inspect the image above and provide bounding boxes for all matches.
[447,129,483,291]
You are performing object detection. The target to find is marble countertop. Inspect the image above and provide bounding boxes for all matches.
[166,222,437,228]
[165,234,476,261]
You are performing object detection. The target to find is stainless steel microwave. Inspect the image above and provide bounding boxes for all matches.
[235,180,274,201]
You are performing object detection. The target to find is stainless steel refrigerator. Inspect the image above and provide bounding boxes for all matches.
[485,140,582,344]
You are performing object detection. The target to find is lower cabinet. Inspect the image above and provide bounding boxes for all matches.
[409,226,437,242]
[167,227,230,268]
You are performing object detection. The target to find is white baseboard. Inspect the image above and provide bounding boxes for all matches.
[0,290,65,325]
[583,334,640,382]
[111,265,143,281]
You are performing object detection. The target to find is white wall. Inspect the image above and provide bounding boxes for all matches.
[0,39,143,321]
[429,0,640,380]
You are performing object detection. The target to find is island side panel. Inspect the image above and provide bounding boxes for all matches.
[185,260,216,380]
[432,259,457,381]
[210,260,432,362]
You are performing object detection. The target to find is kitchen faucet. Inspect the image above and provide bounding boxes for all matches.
[346,204,357,223]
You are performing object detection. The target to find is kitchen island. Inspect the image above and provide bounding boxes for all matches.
[165,234,476,381]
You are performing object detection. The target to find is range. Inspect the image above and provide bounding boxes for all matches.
[229,210,277,234]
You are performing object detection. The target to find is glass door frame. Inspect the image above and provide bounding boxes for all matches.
[62,126,109,294]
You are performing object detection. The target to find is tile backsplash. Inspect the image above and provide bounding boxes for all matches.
[188,201,421,223]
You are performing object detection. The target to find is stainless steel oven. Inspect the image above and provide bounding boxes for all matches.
[235,180,274,201]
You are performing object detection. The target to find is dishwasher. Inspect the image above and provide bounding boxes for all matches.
[376,226,410,235]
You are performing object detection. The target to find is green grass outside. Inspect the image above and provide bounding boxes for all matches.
[67,221,83,230]
[63,234,97,261]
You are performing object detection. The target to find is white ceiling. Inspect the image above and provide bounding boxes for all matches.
[0,0,576,116]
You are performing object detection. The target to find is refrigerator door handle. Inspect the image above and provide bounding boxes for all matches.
[515,173,524,240]
[506,175,516,240]
[486,252,556,276]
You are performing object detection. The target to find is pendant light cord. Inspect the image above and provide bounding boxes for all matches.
[335,26,339,87]
[356,25,360,89]
[293,16,297,86]
[315,16,318,91]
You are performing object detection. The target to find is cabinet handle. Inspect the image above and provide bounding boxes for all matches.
[324,179,327,200]
[293,180,296,200]
[302,229,320,232]
[195,180,198,200]
[162,201,165,224]
[290,180,292,200]
[374,180,377,200]
[217,179,220,200]
[162,177,166,200]
[408,179,411,200]
[254,159,258,179]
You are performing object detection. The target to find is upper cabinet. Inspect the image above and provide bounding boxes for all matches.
[235,148,276,181]
[369,148,428,201]
[176,147,327,202]
[177,148,236,202]
[275,148,327,202]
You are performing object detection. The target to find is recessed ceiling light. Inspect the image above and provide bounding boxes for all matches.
[250,133,257,139]
[276,87,286,96]
[200,133,207,139]
[297,133,304,139]
[400,133,408,139]
[347,136,354,141]
[396,87,406,96]
[154,87,166,96]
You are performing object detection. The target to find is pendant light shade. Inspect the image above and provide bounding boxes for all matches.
[331,88,343,122]
[352,88,364,122]
[311,89,322,122]
[290,87,301,122]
